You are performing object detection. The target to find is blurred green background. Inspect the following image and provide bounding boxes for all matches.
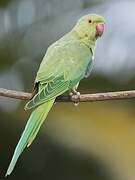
[0,0,135,179]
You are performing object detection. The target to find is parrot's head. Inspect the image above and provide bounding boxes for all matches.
[74,14,105,42]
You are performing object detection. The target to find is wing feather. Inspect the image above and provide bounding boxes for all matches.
[25,75,69,110]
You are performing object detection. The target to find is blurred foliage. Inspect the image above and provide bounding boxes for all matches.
[0,0,135,180]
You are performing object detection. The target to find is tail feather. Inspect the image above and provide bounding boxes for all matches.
[6,99,55,176]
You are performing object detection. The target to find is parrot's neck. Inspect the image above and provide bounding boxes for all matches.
[71,29,96,50]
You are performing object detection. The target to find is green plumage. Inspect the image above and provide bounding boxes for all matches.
[6,14,105,176]
[6,99,55,176]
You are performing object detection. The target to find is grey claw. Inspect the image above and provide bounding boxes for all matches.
[73,92,80,106]
[74,102,79,106]
[69,92,73,96]
[76,92,80,96]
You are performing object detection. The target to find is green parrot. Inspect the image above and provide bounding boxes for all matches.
[6,13,105,176]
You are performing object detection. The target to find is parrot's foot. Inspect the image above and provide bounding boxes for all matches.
[69,90,80,106]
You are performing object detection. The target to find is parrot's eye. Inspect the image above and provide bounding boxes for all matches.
[88,19,92,23]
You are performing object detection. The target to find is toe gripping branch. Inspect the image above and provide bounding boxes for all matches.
[69,90,81,106]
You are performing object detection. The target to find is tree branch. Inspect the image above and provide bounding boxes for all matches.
[0,88,135,102]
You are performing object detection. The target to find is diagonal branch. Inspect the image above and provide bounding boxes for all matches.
[0,88,135,102]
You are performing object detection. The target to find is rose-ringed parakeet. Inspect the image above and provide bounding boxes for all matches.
[6,14,105,176]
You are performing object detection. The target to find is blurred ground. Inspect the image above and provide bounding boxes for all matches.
[0,0,135,180]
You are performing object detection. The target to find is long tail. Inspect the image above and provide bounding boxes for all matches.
[6,99,55,176]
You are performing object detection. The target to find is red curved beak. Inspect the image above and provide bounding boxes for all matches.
[96,23,105,37]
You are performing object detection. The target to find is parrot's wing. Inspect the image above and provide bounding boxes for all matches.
[84,47,94,78]
[84,59,93,78]
[25,75,69,110]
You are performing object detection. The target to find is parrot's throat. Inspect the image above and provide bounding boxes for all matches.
[72,29,96,49]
